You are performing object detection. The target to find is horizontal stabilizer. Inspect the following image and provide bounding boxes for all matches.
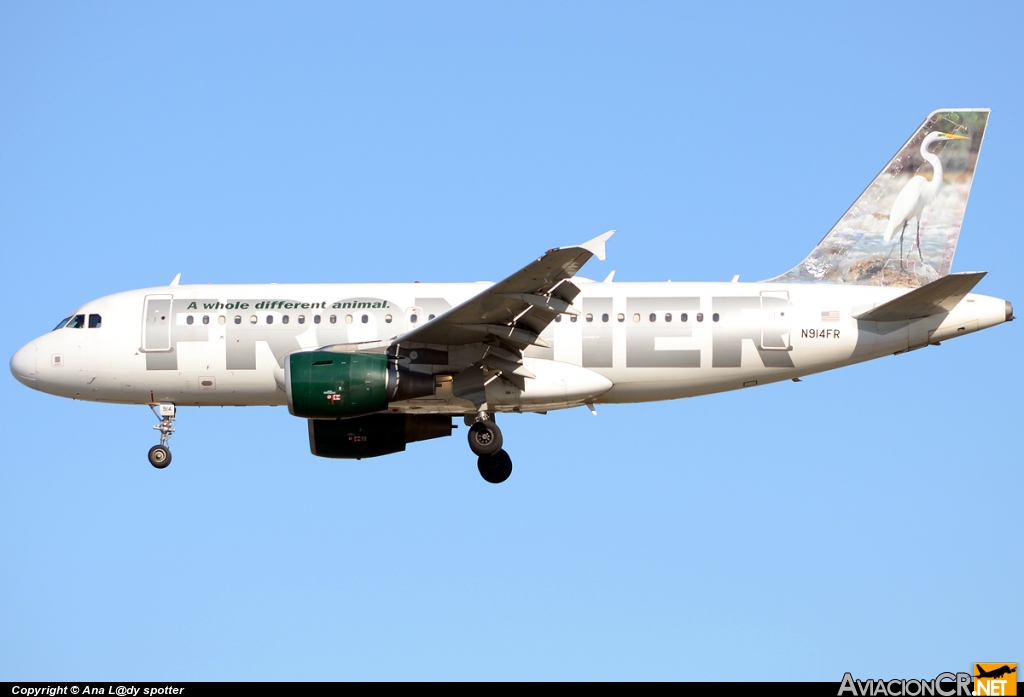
[855,271,986,322]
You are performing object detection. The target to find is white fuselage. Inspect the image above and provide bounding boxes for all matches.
[10,280,1010,415]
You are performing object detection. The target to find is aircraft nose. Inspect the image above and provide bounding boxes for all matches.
[10,341,38,389]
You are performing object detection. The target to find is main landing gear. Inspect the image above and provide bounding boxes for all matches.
[148,403,176,469]
[467,414,512,484]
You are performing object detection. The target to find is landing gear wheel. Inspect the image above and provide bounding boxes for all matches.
[148,444,172,469]
[468,419,503,456]
[478,449,513,484]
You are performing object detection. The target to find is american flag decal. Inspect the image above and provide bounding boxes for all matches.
[821,310,840,322]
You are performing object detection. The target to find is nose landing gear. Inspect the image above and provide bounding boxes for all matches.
[148,403,176,469]
[467,413,512,483]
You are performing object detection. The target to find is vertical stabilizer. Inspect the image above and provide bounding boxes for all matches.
[770,109,988,287]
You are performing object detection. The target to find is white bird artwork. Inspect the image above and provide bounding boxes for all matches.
[883,130,969,269]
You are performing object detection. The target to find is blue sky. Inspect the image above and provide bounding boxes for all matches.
[2,1,1021,680]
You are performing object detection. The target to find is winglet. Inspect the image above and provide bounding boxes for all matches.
[169,273,181,286]
[578,230,615,261]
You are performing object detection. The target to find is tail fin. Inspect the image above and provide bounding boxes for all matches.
[770,109,989,287]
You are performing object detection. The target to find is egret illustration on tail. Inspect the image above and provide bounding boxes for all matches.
[884,131,969,269]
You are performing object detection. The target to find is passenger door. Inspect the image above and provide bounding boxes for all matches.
[143,294,173,351]
[760,290,791,350]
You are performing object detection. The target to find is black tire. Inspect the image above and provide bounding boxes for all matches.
[478,449,513,484]
[467,419,503,456]
[148,444,172,469]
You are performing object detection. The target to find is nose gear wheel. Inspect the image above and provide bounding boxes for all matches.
[148,444,171,468]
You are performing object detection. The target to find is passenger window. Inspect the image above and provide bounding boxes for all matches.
[89,314,102,328]
[314,315,321,324]
[410,314,418,323]
[428,314,435,321]
[649,313,656,323]
[385,315,392,324]
[602,313,609,322]
[713,313,720,322]
[297,315,304,324]
[346,314,354,324]
[555,315,562,323]
[617,313,625,322]
[681,313,688,322]
[234,316,241,324]
[218,316,226,325]
[282,315,289,324]
[249,315,257,324]
[330,315,337,324]
[697,313,704,322]
[203,315,210,325]
[67,314,85,329]
[586,313,593,323]
[633,313,640,323]
[361,314,368,324]
[570,315,577,323]
[266,315,273,324]
[665,313,672,323]
[187,315,194,325]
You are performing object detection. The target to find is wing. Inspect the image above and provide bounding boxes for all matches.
[392,230,614,385]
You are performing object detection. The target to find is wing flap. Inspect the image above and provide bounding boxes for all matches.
[550,279,581,305]
[855,271,987,322]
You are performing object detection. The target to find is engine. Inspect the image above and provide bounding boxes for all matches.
[285,350,435,419]
[308,414,455,459]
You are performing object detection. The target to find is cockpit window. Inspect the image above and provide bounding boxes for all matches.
[88,314,102,328]
[66,314,86,329]
[52,316,73,331]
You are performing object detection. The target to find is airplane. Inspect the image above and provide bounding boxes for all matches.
[975,665,1016,680]
[974,663,1015,679]
[9,108,1013,484]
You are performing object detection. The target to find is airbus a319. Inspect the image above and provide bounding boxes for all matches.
[10,109,1012,483]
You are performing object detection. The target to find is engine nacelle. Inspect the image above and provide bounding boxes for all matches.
[286,350,434,419]
[308,414,455,459]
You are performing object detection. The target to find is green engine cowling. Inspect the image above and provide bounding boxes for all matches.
[286,350,435,419]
